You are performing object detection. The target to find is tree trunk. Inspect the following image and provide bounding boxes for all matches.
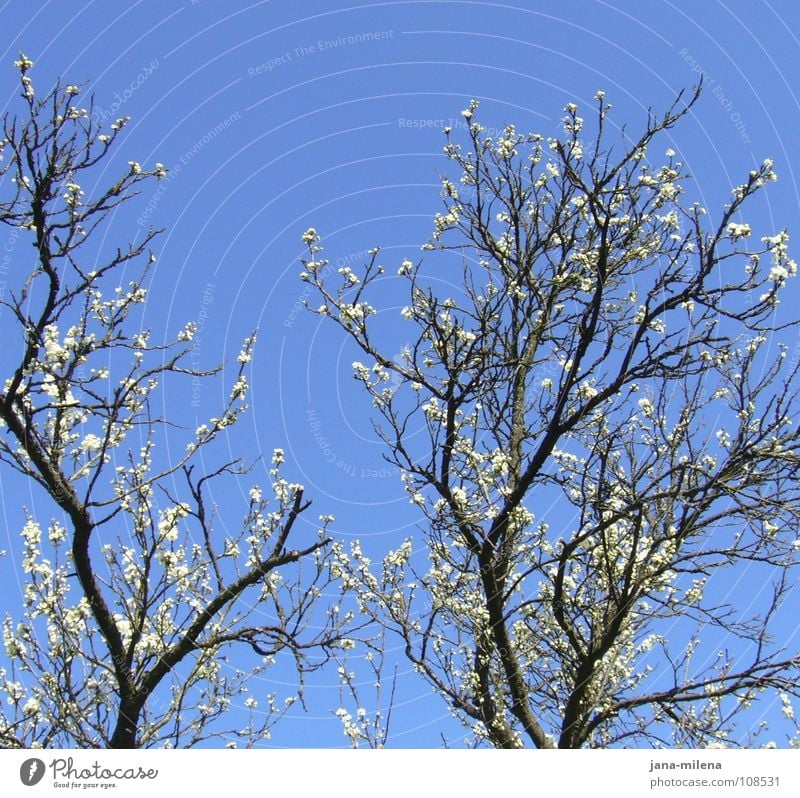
[109,703,141,748]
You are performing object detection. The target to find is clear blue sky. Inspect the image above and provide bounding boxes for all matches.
[1,0,799,747]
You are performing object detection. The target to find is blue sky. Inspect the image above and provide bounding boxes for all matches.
[1,0,799,747]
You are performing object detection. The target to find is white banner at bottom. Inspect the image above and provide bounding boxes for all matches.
[1,749,796,797]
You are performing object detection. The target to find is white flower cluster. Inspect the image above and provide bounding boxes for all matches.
[727,222,751,239]
[433,206,461,238]
[460,99,479,121]
[339,302,376,327]
[762,231,797,285]
[157,503,191,542]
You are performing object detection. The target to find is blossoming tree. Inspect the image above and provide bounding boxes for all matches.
[304,88,800,747]
[0,56,348,748]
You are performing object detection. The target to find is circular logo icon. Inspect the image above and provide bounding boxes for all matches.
[20,758,45,787]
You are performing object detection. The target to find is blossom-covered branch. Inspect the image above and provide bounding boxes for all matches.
[0,55,347,748]
[304,87,800,748]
